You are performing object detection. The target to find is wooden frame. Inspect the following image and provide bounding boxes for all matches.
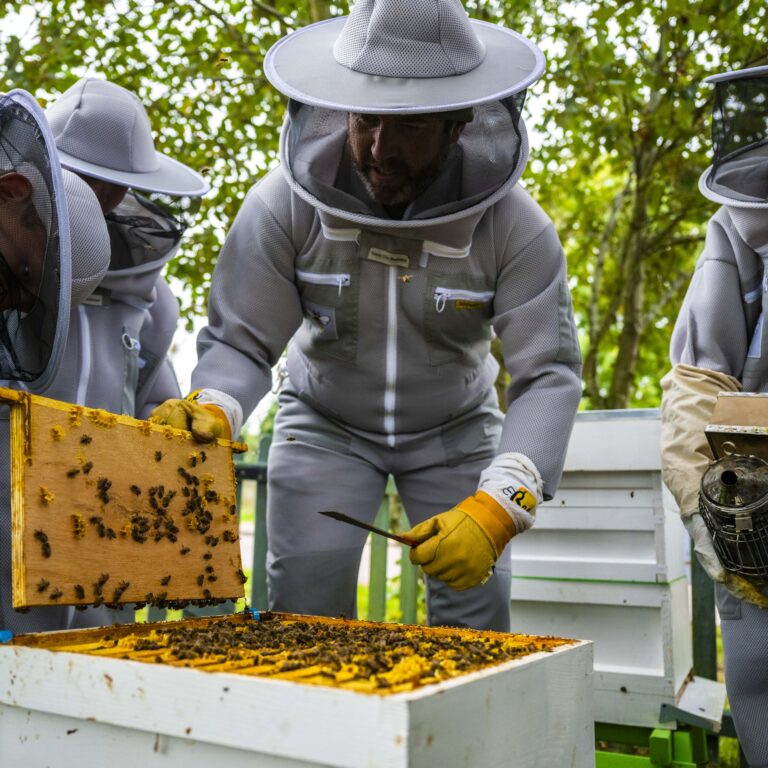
[0,387,247,609]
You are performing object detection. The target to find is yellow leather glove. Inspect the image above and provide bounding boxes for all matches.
[149,392,231,443]
[406,491,517,591]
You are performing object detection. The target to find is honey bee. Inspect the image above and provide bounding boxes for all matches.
[180,547,191,555]
[160,575,171,586]
[80,434,93,445]
[154,451,163,462]
[36,578,50,593]
[34,529,52,558]
[74,584,85,600]
[49,588,63,601]
[93,573,110,597]
[66,468,81,478]
[112,581,130,601]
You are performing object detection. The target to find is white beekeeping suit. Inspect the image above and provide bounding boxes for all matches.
[0,90,110,635]
[152,0,582,632]
[660,64,768,766]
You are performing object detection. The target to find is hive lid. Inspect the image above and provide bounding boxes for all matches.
[0,387,248,611]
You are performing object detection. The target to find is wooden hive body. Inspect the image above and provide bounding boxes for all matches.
[0,389,595,766]
[0,612,595,768]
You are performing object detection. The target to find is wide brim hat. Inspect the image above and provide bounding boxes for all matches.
[264,0,544,114]
[699,64,768,209]
[46,78,209,197]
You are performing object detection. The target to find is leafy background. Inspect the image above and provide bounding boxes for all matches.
[2,0,767,412]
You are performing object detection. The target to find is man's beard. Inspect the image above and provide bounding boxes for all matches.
[350,143,451,208]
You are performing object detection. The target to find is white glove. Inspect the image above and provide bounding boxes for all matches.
[684,512,768,609]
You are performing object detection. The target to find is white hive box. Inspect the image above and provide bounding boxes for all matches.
[510,409,692,728]
[0,614,595,768]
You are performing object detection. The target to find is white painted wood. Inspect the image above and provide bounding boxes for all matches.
[659,676,727,732]
[512,556,660,583]
[510,409,693,727]
[563,409,663,472]
[0,639,594,768]
[510,577,691,728]
[0,707,319,768]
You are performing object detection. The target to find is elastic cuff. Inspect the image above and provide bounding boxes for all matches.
[461,491,517,556]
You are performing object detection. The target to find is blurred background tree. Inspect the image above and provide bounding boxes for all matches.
[2,0,767,409]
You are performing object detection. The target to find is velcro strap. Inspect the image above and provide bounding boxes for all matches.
[461,491,517,556]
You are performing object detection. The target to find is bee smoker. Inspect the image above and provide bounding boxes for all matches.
[701,392,768,583]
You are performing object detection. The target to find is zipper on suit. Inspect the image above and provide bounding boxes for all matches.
[433,287,494,313]
[296,270,351,296]
[384,266,398,448]
[76,306,91,406]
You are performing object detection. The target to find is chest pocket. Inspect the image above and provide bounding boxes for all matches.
[296,269,359,362]
[424,274,495,366]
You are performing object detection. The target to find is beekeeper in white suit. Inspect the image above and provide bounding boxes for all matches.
[0,89,110,635]
[661,65,768,766]
[152,0,582,632]
[44,78,209,421]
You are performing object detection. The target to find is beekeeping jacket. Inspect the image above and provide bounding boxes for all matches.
[193,98,582,499]
[43,191,182,419]
[1,169,110,635]
[662,66,768,517]
[661,65,768,767]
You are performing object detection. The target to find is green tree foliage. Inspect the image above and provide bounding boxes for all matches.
[0,0,345,321]
[2,1,767,406]
[502,0,768,407]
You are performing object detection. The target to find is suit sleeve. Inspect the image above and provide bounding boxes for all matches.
[491,213,582,500]
[191,173,306,424]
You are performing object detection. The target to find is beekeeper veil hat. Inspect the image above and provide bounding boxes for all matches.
[0,89,72,388]
[46,78,209,198]
[265,0,543,114]
[699,65,768,209]
[264,0,545,228]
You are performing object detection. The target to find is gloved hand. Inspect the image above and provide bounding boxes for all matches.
[684,512,768,609]
[149,392,231,443]
[406,491,521,591]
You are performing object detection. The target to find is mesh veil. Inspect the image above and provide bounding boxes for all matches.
[0,90,69,387]
[283,93,528,226]
[706,73,768,205]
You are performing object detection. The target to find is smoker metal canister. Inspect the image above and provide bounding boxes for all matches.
[699,455,768,582]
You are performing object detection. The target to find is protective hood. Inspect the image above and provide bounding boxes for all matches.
[699,65,768,210]
[98,190,183,303]
[280,94,530,254]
